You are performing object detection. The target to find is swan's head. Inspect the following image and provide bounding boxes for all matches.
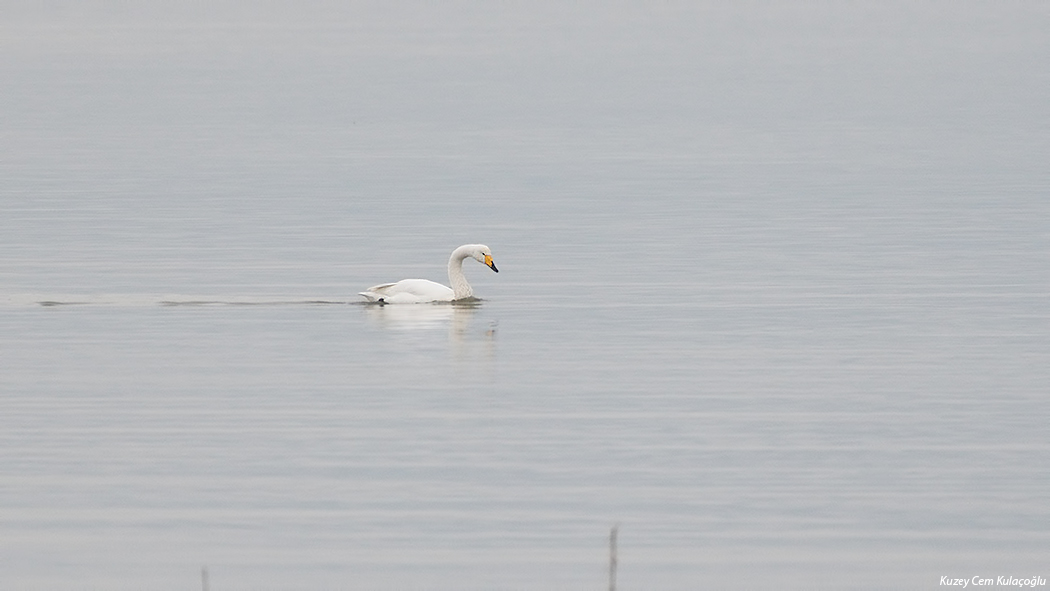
[472,245,498,273]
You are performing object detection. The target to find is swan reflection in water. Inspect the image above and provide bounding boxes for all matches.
[362,301,498,374]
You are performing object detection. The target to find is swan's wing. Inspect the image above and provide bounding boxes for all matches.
[363,282,398,293]
[367,279,450,297]
[358,279,454,303]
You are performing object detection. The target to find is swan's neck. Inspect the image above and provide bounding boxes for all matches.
[447,247,474,300]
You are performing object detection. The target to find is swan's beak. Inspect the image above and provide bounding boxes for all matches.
[484,254,498,273]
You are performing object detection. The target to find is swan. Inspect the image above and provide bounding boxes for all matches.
[358,244,499,304]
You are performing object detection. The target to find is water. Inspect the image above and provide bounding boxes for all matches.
[2,3,1048,589]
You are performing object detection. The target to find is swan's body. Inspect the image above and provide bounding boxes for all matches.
[358,244,498,304]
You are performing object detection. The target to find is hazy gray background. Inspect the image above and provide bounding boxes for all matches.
[2,1,1048,589]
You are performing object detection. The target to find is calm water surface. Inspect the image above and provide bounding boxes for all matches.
[2,3,1048,589]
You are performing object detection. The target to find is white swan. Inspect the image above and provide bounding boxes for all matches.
[358,244,499,304]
